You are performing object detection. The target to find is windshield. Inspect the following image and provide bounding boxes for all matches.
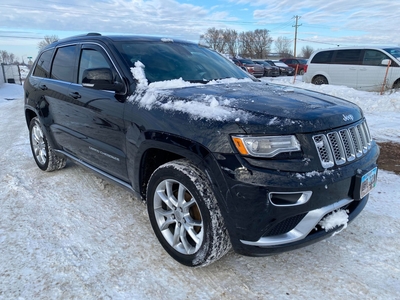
[116,41,250,83]
[383,47,400,59]
[240,59,255,64]
[274,61,288,67]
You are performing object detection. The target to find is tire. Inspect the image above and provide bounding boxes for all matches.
[146,159,231,267]
[299,69,305,75]
[312,75,328,85]
[393,80,400,89]
[29,117,66,172]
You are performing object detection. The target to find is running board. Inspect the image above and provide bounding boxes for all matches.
[55,150,142,200]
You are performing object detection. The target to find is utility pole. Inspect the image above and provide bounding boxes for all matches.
[292,15,302,57]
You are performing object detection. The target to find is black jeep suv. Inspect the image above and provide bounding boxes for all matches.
[24,33,379,267]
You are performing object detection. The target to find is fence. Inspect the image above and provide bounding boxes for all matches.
[0,64,25,85]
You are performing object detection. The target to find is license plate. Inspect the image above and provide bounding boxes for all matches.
[359,167,378,199]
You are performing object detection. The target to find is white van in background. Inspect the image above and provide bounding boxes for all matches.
[303,46,400,92]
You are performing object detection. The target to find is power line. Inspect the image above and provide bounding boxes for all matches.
[298,38,340,46]
[0,35,43,40]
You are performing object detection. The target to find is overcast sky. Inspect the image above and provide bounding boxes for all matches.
[1,0,399,62]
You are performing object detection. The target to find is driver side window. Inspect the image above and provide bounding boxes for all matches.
[362,50,390,66]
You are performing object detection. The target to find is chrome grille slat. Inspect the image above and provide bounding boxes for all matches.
[313,120,372,168]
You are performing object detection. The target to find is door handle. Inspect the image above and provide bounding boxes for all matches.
[69,92,82,99]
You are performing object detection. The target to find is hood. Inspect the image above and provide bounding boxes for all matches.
[154,82,363,134]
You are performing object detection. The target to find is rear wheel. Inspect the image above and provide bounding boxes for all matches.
[299,69,305,75]
[312,75,328,85]
[146,159,231,267]
[29,117,66,171]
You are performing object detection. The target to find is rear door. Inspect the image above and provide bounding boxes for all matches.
[329,49,362,88]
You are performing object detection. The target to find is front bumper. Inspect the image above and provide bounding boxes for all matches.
[212,141,379,256]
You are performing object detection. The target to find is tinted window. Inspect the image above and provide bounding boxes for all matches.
[78,49,111,84]
[333,50,362,65]
[33,50,53,78]
[383,47,400,58]
[362,50,389,66]
[116,41,249,83]
[240,59,255,64]
[51,46,76,82]
[311,51,333,64]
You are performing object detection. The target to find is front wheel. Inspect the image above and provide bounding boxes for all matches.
[146,159,231,267]
[312,75,328,85]
[393,80,400,90]
[29,117,66,171]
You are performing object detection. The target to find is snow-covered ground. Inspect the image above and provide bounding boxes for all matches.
[0,81,399,299]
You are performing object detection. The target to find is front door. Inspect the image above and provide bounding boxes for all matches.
[50,43,129,181]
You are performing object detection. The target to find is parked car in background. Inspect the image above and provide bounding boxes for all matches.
[232,58,264,78]
[253,60,280,77]
[303,46,400,92]
[265,60,295,76]
[280,58,308,75]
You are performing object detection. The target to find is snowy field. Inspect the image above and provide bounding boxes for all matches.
[0,81,399,299]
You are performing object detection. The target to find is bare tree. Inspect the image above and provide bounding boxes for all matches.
[1,50,10,64]
[275,36,293,57]
[252,29,273,59]
[239,31,255,58]
[37,35,59,51]
[9,53,15,64]
[199,28,226,53]
[201,28,273,58]
[223,29,238,57]
[300,45,314,58]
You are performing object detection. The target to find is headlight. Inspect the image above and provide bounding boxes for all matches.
[232,135,301,157]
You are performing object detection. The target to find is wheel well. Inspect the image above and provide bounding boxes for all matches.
[25,109,37,128]
[393,78,400,89]
[140,148,183,198]
[312,74,328,84]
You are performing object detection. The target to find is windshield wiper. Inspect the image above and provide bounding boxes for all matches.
[187,79,210,84]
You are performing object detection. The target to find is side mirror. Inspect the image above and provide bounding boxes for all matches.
[82,68,125,93]
[381,59,391,66]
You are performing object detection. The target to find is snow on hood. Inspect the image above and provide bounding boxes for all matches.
[129,61,254,122]
[129,62,366,133]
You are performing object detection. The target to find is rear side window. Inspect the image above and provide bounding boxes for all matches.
[33,50,53,78]
[311,51,333,64]
[51,46,76,82]
[333,50,362,65]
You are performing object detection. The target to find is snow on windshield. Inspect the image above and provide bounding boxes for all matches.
[129,62,253,122]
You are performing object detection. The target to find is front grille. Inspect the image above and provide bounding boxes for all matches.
[313,120,372,168]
